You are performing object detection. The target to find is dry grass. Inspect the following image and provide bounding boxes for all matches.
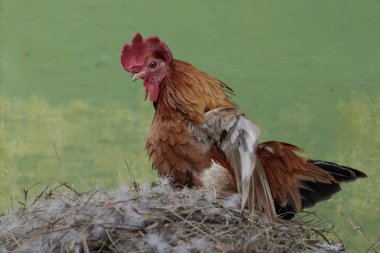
[0,179,344,253]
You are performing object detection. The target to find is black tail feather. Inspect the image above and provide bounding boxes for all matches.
[276,160,367,220]
[308,160,367,182]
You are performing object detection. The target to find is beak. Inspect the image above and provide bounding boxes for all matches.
[131,71,146,82]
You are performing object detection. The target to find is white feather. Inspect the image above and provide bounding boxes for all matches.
[201,107,275,218]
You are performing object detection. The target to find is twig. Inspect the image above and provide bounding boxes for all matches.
[10,232,22,249]
[74,173,91,190]
[169,209,221,245]
[53,143,61,164]
[365,237,380,253]
[124,159,139,191]
[59,181,81,196]
[32,177,57,205]
[82,237,90,253]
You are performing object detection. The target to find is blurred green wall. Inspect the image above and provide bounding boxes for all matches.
[0,0,379,251]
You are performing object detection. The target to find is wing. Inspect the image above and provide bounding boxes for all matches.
[201,107,277,219]
[257,141,367,219]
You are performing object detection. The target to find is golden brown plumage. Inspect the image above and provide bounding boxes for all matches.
[121,33,367,219]
[145,59,234,186]
[157,60,234,124]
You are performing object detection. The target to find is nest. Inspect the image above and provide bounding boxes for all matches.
[0,179,344,253]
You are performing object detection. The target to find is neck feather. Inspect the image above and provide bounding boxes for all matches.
[154,59,234,125]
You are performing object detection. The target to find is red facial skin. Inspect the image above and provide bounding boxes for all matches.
[121,33,173,102]
[138,58,167,102]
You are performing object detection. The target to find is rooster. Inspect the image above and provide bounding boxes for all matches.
[120,32,367,219]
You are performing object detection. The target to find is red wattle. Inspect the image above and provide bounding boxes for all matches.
[150,81,159,102]
[143,80,159,102]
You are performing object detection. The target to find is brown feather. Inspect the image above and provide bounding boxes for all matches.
[161,60,234,125]
[146,60,234,187]
[257,141,335,213]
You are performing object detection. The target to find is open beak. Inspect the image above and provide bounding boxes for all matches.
[131,71,146,82]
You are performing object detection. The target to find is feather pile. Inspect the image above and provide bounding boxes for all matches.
[0,179,344,253]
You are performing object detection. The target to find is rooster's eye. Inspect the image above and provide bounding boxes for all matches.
[149,62,157,69]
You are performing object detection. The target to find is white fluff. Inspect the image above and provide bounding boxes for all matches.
[222,193,242,209]
[143,233,170,253]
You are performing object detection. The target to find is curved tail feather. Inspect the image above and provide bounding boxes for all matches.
[308,160,367,182]
[257,141,367,219]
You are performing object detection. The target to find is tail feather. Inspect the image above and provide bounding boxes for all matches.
[308,160,367,182]
[276,159,367,220]
[299,180,341,207]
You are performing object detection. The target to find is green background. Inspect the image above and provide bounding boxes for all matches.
[0,0,379,251]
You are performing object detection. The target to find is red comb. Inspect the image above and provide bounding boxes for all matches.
[121,32,173,72]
